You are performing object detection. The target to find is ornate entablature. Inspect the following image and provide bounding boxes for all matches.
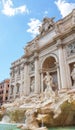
[66,42,75,57]
[39,17,55,36]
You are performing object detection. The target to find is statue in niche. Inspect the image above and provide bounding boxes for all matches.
[30,78,35,92]
[43,72,55,99]
[39,17,55,35]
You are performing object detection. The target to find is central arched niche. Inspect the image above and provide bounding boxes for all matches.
[42,56,56,69]
[42,56,58,91]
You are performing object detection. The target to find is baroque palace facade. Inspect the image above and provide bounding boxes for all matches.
[9,9,75,101]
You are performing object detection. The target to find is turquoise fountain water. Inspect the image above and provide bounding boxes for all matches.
[0,124,75,130]
[0,124,20,130]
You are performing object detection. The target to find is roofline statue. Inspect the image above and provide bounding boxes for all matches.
[39,17,55,35]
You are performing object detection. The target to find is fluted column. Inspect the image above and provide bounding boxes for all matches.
[3,83,6,103]
[34,52,40,93]
[57,39,67,88]
[41,72,43,92]
[8,77,11,101]
[56,62,61,90]
[24,59,30,96]
[20,65,24,97]
[14,69,17,99]
[13,74,17,99]
[63,49,72,88]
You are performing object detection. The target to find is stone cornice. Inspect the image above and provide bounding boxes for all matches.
[53,25,75,41]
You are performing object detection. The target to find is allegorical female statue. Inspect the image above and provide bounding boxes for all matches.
[43,72,55,99]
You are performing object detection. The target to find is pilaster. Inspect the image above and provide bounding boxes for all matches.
[40,72,43,92]
[14,71,17,99]
[24,59,30,96]
[20,65,24,97]
[55,62,61,90]
[57,39,67,88]
[63,49,72,88]
[34,52,40,93]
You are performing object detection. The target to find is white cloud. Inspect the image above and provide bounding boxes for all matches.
[1,0,29,16]
[55,0,75,17]
[27,18,42,38]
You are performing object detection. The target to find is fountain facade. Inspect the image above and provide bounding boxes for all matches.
[0,9,75,130]
[8,9,75,101]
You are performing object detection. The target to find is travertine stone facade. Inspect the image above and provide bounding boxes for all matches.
[9,9,75,101]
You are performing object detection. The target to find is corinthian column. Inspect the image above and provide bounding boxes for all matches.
[34,52,40,93]
[57,39,67,88]
[13,68,17,99]
[41,72,43,92]
[20,65,24,97]
[24,59,30,96]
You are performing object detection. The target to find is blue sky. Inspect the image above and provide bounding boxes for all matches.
[0,0,75,82]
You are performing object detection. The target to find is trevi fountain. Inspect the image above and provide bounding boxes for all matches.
[0,65,75,130]
[0,9,75,130]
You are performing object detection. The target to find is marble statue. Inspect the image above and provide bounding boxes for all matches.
[39,17,55,35]
[43,72,55,99]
